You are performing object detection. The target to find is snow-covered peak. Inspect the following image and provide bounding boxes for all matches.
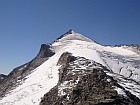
[54,29,94,43]
[0,30,140,105]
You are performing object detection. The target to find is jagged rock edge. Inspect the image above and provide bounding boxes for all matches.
[40,52,140,105]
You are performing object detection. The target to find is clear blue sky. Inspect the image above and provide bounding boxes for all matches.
[0,0,140,74]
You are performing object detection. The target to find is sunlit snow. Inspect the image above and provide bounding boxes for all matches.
[0,31,139,105]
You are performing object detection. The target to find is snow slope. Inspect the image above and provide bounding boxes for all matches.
[0,30,140,105]
[0,52,61,105]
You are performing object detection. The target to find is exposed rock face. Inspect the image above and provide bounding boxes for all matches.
[36,44,55,58]
[40,53,140,105]
[0,74,7,84]
[0,44,55,98]
[54,29,74,42]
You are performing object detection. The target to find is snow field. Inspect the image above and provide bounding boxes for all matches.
[1,32,139,105]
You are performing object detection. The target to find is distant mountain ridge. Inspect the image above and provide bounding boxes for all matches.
[0,30,140,105]
[116,44,140,54]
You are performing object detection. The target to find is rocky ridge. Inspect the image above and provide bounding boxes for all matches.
[40,52,140,105]
[0,44,55,98]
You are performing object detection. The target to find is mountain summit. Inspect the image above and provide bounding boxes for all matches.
[0,30,140,105]
[54,29,94,43]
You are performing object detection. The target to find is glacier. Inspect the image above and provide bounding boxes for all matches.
[0,30,140,105]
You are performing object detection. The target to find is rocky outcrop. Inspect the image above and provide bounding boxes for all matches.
[0,44,55,98]
[40,53,140,105]
[0,74,7,84]
[54,29,74,42]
